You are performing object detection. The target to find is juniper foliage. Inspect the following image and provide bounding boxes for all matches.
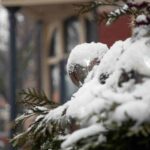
[11,1,150,150]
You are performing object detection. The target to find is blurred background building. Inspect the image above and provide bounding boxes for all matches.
[0,0,131,149]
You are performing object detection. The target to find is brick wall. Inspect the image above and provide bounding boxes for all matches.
[99,15,131,47]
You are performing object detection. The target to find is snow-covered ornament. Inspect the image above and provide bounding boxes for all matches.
[67,42,109,87]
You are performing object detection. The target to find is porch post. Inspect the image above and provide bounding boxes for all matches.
[36,21,43,90]
[7,7,19,150]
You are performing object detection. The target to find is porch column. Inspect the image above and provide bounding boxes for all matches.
[7,7,19,150]
[36,21,43,90]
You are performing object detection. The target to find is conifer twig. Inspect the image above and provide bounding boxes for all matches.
[18,88,58,108]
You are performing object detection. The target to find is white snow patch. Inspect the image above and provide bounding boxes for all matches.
[95,38,131,78]
[136,14,147,23]
[116,37,150,76]
[112,101,150,124]
[44,103,69,122]
[67,42,108,73]
[61,124,106,149]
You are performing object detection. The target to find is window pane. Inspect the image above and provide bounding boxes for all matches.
[50,65,60,103]
[64,18,80,52]
[49,29,57,57]
[85,19,98,42]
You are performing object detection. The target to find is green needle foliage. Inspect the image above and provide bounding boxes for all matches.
[11,89,69,150]
[11,1,150,150]
[76,0,121,15]
[11,89,61,150]
[18,88,58,108]
[76,0,150,25]
[11,89,150,150]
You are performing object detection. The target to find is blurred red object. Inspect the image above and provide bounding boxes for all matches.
[99,15,131,47]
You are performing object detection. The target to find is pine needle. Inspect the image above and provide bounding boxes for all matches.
[18,88,58,108]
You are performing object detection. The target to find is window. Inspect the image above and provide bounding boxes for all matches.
[85,19,98,42]
[64,17,80,53]
[46,17,98,103]
[50,65,60,103]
